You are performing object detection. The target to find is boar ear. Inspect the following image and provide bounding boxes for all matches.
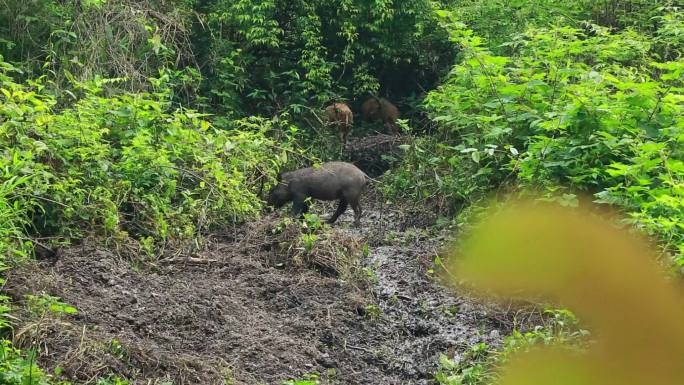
[276,172,283,181]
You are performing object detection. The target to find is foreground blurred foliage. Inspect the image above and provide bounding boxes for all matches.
[442,198,684,385]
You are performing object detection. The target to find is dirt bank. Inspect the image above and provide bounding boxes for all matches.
[6,188,503,384]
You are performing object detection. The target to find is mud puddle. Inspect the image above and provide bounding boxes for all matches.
[6,188,503,385]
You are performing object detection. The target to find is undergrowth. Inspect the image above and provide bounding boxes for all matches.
[268,212,370,289]
[435,309,589,385]
[1,59,294,258]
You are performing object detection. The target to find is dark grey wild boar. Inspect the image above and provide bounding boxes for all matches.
[361,96,400,134]
[267,162,369,227]
[324,102,353,143]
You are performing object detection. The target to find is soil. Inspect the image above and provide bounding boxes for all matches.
[6,186,505,385]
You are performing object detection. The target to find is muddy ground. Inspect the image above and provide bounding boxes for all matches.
[6,185,507,385]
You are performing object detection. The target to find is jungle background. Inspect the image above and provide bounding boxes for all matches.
[1,0,683,384]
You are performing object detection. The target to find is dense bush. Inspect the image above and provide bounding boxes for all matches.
[197,0,457,115]
[0,58,290,259]
[385,9,684,268]
[0,0,459,117]
[452,0,682,54]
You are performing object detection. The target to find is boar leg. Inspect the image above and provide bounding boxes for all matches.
[327,198,348,224]
[350,198,362,228]
[291,194,309,218]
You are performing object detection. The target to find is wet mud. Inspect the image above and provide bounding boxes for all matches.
[6,188,503,384]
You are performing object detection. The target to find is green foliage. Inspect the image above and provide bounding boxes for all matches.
[449,0,585,52]
[363,303,382,320]
[386,10,684,269]
[435,310,588,385]
[283,373,321,385]
[0,273,55,385]
[300,233,319,253]
[653,5,684,60]
[199,0,457,115]
[0,0,196,92]
[96,375,129,385]
[451,0,682,53]
[298,213,326,255]
[25,294,77,317]
[0,288,58,385]
[108,339,128,361]
[0,64,288,254]
[0,341,53,385]
[302,212,324,232]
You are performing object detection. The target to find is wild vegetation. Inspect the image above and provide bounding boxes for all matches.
[385,1,684,270]
[0,0,682,384]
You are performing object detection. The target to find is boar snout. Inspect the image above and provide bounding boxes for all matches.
[266,183,291,209]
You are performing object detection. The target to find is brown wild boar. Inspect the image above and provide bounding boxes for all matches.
[324,102,353,143]
[361,96,400,134]
[267,161,369,227]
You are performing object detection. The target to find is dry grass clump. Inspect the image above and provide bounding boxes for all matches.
[250,214,371,290]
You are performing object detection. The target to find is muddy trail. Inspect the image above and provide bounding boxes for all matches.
[7,179,505,385]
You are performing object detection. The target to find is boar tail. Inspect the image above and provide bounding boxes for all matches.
[364,173,381,185]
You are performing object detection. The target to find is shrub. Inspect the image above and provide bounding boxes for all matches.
[385,13,684,269]
[0,58,290,255]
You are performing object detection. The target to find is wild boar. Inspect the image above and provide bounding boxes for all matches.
[324,102,354,143]
[361,96,400,134]
[267,161,369,227]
